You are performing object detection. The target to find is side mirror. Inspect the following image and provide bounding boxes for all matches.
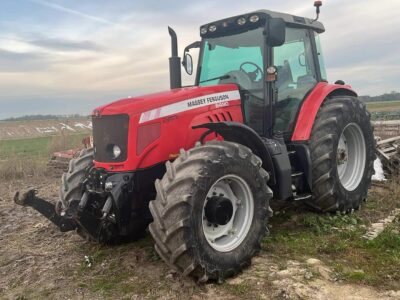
[183,53,193,75]
[267,18,286,47]
[182,41,200,75]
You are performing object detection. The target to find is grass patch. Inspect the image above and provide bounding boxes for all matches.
[222,281,253,297]
[0,132,89,180]
[366,100,400,112]
[0,133,88,160]
[0,136,53,160]
[263,186,400,290]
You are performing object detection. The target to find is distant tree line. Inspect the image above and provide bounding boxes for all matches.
[360,91,400,103]
[1,114,88,122]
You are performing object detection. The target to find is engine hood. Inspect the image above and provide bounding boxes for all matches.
[94,84,239,116]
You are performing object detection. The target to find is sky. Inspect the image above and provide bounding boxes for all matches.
[0,0,399,119]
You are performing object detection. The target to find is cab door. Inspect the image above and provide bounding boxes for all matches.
[273,28,319,133]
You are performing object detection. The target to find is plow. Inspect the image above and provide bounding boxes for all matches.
[376,136,400,176]
[14,1,376,282]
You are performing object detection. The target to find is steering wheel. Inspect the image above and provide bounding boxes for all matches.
[239,62,263,82]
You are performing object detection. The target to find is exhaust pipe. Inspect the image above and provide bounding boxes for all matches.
[168,27,182,89]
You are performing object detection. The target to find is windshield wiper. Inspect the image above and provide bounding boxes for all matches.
[199,74,230,84]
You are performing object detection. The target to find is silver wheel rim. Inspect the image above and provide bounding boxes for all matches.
[337,123,366,191]
[202,174,254,252]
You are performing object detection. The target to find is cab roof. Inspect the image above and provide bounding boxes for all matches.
[200,9,325,38]
[256,9,325,33]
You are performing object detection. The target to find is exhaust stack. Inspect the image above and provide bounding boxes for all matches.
[168,27,182,89]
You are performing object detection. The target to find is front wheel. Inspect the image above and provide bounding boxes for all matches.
[307,96,375,213]
[149,141,273,282]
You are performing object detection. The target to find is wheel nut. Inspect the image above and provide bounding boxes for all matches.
[105,181,113,191]
[228,228,236,235]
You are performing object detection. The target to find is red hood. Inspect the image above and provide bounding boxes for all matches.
[94,84,239,116]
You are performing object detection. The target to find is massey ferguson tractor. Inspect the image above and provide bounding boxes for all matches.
[15,3,375,282]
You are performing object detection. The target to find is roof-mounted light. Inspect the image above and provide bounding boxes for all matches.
[209,25,217,32]
[249,15,259,23]
[237,17,246,26]
[200,27,208,35]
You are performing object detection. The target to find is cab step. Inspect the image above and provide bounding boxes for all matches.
[293,194,312,201]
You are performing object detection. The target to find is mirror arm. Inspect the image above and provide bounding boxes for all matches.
[184,41,201,54]
[182,41,201,67]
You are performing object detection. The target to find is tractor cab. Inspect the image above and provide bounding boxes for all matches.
[182,10,326,138]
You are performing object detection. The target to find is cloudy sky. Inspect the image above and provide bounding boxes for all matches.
[0,0,399,119]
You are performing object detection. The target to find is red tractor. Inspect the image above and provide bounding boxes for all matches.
[15,4,375,282]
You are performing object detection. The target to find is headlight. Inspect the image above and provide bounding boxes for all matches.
[112,145,121,159]
[200,27,208,35]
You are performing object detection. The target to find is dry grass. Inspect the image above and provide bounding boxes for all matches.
[366,100,400,112]
[47,130,85,154]
[0,131,88,181]
[0,156,49,181]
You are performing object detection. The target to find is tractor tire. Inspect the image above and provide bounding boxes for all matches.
[59,148,94,240]
[149,141,273,282]
[307,96,375,213]
[59,148,94,211]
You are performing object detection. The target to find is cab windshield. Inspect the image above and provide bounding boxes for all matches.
[199,27,265,87]
[198,27,265,133]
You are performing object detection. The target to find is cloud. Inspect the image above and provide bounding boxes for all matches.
[0,49,50,72]
[27,0,128,29]
[29,37,102,52]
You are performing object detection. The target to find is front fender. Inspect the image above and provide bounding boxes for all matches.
[193,122,276,185]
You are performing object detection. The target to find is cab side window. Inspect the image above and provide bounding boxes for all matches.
[273,28,318,133]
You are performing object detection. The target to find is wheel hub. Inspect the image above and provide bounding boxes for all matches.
[336,123,366,191]
[202,174,254,253]
[204,195,233,226]
[337,148,348,165]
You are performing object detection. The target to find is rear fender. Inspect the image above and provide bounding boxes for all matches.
[292,82,357,141]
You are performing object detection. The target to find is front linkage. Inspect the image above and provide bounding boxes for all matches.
[14,169,143,244]
[14,189,76,232]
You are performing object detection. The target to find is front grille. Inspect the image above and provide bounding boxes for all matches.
[92,114,129,163]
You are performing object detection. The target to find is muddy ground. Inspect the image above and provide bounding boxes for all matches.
[0,173,399,300]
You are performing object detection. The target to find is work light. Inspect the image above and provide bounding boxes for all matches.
[249,15,259,23]
[237,17,246,25]
[209,25,217,32]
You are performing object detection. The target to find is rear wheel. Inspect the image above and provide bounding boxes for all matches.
[307,96,375,212]
[149,141,272,282]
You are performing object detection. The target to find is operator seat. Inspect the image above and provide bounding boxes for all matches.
[276,60,293,96]
[275,60,295,132]
[219,69,264,132]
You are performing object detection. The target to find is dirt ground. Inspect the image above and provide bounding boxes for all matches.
[1,173,399,300]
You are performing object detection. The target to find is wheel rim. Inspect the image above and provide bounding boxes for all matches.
[202,174,254,252]
[336,123,366,191]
